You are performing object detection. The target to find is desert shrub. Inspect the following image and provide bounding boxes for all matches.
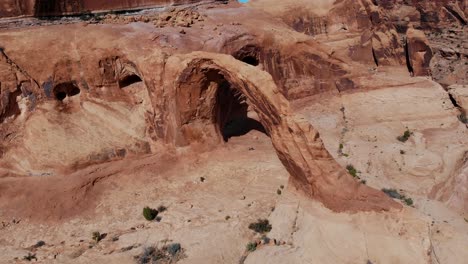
[277,189,282,195]
[404,197,413,206]
[400,150,406,154]
[23,253,37,261]
[248,219,272,234]
[280,185,284,189]
[92,231,101,243]
[165,243,181,256]
[346,165,358,178]
[382,188,414,206]
[246,242,257,252]
[397,129,412,142]
[225,215,231,220]
[143,207,158,221]
[137,243,185,264]
[138,246,156,264]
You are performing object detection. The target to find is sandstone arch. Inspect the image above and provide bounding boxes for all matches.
[164,52,400,212]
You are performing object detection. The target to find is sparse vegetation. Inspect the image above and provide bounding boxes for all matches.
[280,185,284,189]
[23,253,37,261]
[400,150,406,154]
[382,188,414,206]
[143,206,158,221]
[166,243,181,256]
[346,165,358,178]
[397,129,412,142]
[200,177,205,182]
[248,219,272,234]
[277,189,282,195]
[225,215,231,220]
[403,197,413,206]
[92,231,102,243]
[137,243,184,264]
[246,242,257,252]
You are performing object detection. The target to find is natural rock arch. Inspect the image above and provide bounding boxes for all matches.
[163,52,400,212]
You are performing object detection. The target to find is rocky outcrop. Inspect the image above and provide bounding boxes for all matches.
[380,0,467,31]
[0,0,203,18]
[159,52,400,212]
[0,49,39,123]
[405,27,433,76]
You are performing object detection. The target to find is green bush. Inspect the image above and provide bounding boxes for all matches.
[92,231,101,243]
[249,219,272,234]
[382,188,414,206]
[246,242,257,252]
[346,165,358,178]
[143,206,158,221]
[404,197,413,206]
[397,129,412,142]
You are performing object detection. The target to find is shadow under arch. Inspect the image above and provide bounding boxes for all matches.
[168,53,400,213]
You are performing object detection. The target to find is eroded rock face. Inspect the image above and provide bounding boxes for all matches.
[406,27,433,76]
[380,0,467,31]
[0,0,203,18]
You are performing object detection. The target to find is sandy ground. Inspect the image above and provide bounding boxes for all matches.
[1,124,467,263]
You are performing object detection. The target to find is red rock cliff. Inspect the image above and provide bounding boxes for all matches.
[0,0,202,18]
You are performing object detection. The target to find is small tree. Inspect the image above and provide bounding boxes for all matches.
[246,242,257,252]
[143,206,158,221]
[248,219,272,234]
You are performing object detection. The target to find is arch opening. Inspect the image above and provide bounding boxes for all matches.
[119,74,142,88]
[53,82,80,101]
[213,74,267,142]
[233,45,261,66]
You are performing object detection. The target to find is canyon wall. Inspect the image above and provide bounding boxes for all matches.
[0,0,202,18]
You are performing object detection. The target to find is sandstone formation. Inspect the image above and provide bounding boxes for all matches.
[0,0,203,17]
[0,0,467,263]
[406,26,433,76]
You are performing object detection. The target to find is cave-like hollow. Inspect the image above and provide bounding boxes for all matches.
[214,77,268,142]
[53,82,80,101]
[118,74,142,89]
